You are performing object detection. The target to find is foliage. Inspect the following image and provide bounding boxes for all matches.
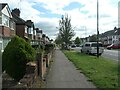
[63,51,118,88]
[58,14,75,49]
[45,44,55,54]
[89,34,97,42]
[2,36,35,81]
[55,34,62,45]
[74,37,81,45]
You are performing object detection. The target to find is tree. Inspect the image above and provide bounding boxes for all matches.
[74,37,81,46]
[58,14,75,49]
[2,36,35,81]
[89,34,97,42]
[55,34,62,45]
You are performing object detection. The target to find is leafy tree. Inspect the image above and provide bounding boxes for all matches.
[74,37,81,45]
[58,14,75,49]
[55,34,62,45]
[2,36,35,81]
[89,34,97,42]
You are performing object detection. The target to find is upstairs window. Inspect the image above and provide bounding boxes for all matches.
[2,14,9,27]
[28,28,33,34]
[9,20,14,30]
[25,26,28,33]
[34,30,36,35]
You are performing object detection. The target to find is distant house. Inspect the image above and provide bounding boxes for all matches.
[99,27,120,46]
[11,8,29,41]
[36,28,43,42]
[80,36,90,43]
[0,3,16,52]
[26,20,34,40]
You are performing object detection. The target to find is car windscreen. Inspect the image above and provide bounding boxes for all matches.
[91,43,103,47]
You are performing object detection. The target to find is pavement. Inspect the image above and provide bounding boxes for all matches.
[46,48,97,88]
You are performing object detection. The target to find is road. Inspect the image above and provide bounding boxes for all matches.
[72,47,119,61]
[102,49,119,61]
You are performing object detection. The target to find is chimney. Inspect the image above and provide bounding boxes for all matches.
[12,8,20,17]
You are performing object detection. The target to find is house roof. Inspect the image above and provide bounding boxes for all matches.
[0,3,13,18]
[25,20,34,27]
[0,3,7,11]
[99,28,120,38]
[12,12,26,25]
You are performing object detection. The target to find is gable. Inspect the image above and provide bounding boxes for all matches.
[1,5,12,18]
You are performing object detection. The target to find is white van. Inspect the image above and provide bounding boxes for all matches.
[81,42,104,56]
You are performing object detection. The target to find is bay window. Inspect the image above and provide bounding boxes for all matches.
[28,28,33,34]
[2,14,9,27]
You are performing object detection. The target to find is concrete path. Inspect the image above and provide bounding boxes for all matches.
[46,48,97,88]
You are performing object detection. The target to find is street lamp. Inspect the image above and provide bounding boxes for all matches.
[97,0,99,58]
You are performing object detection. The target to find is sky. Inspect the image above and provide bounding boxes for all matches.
[1,0,119,40]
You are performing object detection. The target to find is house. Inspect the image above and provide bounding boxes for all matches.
[0,3,16,52]
[26,20,34,40]
[11,8,29,41]
[80,36,90,43]
[25,20,36,45]
[36,28,43,43]
[99,27,120,46]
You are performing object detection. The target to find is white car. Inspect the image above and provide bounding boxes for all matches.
[81,42,104,56]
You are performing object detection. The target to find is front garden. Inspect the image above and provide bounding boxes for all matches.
[2,36,55,88]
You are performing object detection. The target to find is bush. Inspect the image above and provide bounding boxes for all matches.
[2,36,35,81]
[45,44,54,54]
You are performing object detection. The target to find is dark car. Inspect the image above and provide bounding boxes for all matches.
[107,44,120,49]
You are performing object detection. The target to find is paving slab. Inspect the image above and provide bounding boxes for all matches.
[46,48,97,88]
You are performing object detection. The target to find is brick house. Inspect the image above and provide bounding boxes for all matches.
[36,28,43,44]
[25,20,38,45]
[0,3,16,52]
[99,27,120,46]
[11,8,29,41]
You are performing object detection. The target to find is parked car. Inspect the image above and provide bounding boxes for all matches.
[70,44,76,50]
[81,42,104,56]
[106,44,120,49]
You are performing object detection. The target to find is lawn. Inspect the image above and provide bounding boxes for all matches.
[63,50,119,89]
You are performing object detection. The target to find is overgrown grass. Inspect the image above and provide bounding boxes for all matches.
[63,50,119,89]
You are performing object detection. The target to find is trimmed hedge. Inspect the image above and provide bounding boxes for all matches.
[2,36,35,81]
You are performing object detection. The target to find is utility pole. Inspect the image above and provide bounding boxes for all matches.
[97,0,99,58]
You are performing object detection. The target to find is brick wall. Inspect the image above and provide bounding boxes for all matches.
[16,25,25,38]
[2,26,11,37]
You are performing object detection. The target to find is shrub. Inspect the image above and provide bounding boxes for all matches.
[2,36,35,81]
[45,44,54,54]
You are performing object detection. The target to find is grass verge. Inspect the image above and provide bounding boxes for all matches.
[63,50,119,89]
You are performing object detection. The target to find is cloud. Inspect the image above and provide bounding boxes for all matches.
[1,0,118,40]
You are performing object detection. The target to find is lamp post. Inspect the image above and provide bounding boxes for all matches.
[97,0,99,58]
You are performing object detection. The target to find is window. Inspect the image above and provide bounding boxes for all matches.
[25,26,28,33]
[85,44,90,47]
[3,38,10,49]
[10,20,14,29]
[34,30,36,35]
[2,14,9,27]
[0,43,3,51]
[28,28,33,34]
[91,43,103,47]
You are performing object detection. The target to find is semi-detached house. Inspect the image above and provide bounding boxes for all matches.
[0,3,16,52]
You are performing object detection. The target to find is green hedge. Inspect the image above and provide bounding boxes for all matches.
[2,36,35,81]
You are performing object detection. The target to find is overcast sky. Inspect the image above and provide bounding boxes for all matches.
[1,0,118,40]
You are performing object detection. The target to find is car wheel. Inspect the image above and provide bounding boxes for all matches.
[87,51,90,55]
[81,50,83,53]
